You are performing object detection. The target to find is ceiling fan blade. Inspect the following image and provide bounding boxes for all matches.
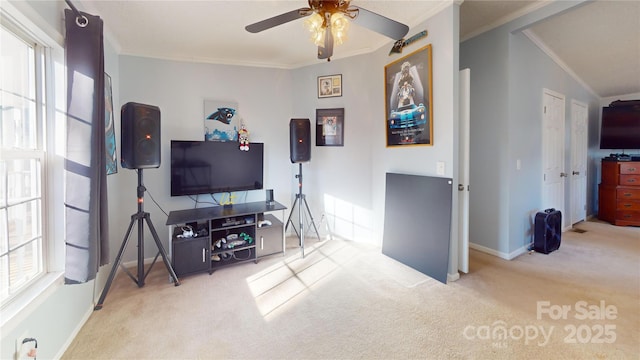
[318,27,334,60]
[352,6,409,40]
[245,8,309,33]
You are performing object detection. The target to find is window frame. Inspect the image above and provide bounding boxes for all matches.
[1,3,66,329]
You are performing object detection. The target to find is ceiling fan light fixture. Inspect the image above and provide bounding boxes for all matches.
[304,10,350,47]
[304,12,325,45]
[330,12,349,45]
[246,0,407,60]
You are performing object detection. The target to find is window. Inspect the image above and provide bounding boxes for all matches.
[0,24,47,305]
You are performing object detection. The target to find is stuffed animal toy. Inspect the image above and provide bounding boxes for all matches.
[238,123,250,151]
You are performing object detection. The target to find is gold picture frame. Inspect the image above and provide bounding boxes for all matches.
[318,74,342,98]
[384,44,433,147]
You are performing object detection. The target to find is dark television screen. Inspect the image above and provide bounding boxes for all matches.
[171,140,263,196]
[599,105,640,150]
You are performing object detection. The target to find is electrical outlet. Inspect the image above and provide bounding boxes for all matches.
[436,161,445,176]
[15,333,36,360]
[15,332,27,360]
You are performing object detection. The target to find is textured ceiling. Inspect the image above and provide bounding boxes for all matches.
[78,1,450,69]
[527,0,640,98]
[73,0,640,98]
[460,0,546,39]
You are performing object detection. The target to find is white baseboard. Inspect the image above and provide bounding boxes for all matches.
[469,242,508,259]
[122,257,157,269]
[447,272,460,283]
[508,243,533,260]
[54,303,94,359]
[469,242,532,260]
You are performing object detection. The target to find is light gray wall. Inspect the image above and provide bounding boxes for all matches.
[460,28,510,254]
[287,5,458,255]
[508,31,600,252]
[112,57,294,263]
[289,55,377,242]
[115,5,459,261]
[460,0,602,258]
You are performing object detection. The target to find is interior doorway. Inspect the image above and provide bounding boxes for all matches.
[458,68,470,274]
[542,89,566,228]
[570,99,588,225]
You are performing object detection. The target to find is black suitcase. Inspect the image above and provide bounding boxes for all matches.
[534,208,561,254]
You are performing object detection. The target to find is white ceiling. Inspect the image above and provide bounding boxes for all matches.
[75,0,640,99]
[526,0,640,98]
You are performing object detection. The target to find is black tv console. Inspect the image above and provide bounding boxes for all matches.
[166,201,287,278]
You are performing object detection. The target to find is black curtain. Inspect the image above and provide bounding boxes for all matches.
[64,9,109,283]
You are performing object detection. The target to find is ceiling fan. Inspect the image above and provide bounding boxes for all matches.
[245,0,409,61]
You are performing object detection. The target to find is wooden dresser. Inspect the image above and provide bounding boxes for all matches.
[598,160,640,226]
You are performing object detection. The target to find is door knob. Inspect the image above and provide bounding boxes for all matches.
[572,171,580,175]
[560,172,568,177]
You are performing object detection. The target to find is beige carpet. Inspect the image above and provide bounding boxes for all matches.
[63,220,639,359]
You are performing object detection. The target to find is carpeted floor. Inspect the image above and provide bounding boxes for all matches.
[62,220,639,359]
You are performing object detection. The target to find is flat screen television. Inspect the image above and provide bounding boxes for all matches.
[599,102,640,150]
[170,140,263,196]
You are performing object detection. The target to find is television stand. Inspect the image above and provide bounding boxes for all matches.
[598,159,640,226]
[166,201,287,278]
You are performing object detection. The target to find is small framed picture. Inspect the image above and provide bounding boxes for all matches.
[318,74,342,98]
[316,108,344,146]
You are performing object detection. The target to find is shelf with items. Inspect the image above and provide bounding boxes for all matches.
[210,214,257,230]
[210,247,256,268]
[171,221,209,241]
[166,201,287,278]
[210,225,257,269]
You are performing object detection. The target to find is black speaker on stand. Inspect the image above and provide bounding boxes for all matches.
[286,119,320,258]
[121,102,161,169]
[95,102,180,310]
[289,118,311,163]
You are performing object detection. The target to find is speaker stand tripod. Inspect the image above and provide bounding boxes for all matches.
[286,163,321,258]
[94,169,180,310]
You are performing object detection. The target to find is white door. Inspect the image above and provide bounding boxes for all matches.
[458,69,470,274]
[570,100,588,224]
[542,89,566,227]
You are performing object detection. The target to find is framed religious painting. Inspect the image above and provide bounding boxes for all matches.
[384,44,433,147]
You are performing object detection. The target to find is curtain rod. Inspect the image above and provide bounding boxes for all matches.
[65,0,88,27]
